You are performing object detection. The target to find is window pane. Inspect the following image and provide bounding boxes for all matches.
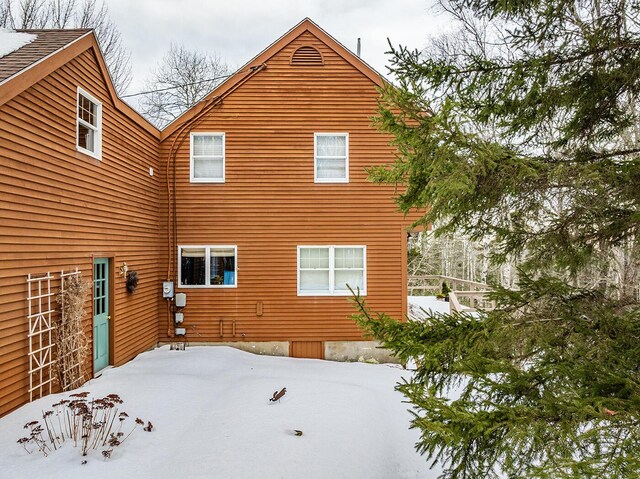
[335,270,364,292]
[335,248,363,268]
[211,248,235,285]
[181,248,206,285]
[194,135,223,156]
[317,135,346,157]
[300,270,330,291]
[78,123,95,152]
[194,158,223,179]
[316,158,346,179]
[299,248,309,268]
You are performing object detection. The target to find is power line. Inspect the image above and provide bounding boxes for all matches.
[121,73,235,98]
[121,65,264,98]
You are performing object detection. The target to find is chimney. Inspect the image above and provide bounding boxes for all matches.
[357,38,361,57]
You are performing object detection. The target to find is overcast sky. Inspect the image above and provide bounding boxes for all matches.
[105,0,447,96]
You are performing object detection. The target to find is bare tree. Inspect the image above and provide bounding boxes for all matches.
[48,0,75,28]
[0,1,11,25]
[0,0,131,92]
[137,43,231,129]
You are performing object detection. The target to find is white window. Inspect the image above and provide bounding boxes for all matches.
[297,246,366,296]
[190,132,225,182]
[76,87,102,159]
[178,245,237,288]
[314,133,348,183]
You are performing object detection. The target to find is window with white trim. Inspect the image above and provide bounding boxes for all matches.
[298,246,365,295]
[178,245,237,288]
[76,88,102,159]
[314,133,348,183]
[190,132,225,182]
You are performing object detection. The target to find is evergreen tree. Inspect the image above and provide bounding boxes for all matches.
[352,1,640,477]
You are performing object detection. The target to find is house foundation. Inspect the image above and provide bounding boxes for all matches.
[159,340,399,363]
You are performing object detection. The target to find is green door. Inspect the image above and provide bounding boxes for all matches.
[93,258,109,373]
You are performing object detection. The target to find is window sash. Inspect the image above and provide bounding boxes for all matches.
[178,245,237,288]
[314,133,348,183]
[190,133,225,182]
[78,94,98,126]
[298,245,365,296]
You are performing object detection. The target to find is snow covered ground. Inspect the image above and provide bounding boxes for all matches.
[408,295,450,319]
[408,295,483,320]
[0,29,36,58]
[0,346,440,479]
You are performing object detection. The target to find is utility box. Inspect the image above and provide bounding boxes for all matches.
[162,281,174,298]
[175,327,186,336]
[175,293,187,308]
[175,312,184,324]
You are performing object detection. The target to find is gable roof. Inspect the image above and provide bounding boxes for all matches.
[160,18,387,140]
[0,29,90,84]
[0,28,158,136]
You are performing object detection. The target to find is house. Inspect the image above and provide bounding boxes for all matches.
[0,18,415,417]
[0,28,162,417]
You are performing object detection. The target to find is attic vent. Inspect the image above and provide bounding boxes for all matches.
[290,46,324,66]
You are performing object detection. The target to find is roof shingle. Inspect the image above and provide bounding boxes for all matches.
[0,29,90,83]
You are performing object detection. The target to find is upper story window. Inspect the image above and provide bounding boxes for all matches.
[314,133,348,183]
[297,245,366,296]
[76,87,102,159]
[178,245,237,288]
[191,132,225,183]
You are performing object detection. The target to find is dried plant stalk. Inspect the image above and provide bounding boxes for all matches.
[55,273,90,391]
[17,393,149,460]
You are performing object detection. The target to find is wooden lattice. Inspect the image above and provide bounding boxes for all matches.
[26,272,56,401]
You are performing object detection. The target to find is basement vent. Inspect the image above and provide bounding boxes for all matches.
[290,46,324,66]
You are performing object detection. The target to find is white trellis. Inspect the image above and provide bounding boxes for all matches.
[26,272,56,401]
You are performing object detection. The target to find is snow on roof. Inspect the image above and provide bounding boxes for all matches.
[0,28,37,58]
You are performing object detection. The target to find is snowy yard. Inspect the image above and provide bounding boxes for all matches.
[408,295,451,318]
[0,346,439,479]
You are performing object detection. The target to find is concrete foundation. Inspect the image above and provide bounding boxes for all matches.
[324,341,399,364]
[161,341,290,357]
[158,340,399,363]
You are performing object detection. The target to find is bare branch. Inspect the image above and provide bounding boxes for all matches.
[138,43,231,128]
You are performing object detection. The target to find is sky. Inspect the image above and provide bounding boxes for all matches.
[105,0,448,96]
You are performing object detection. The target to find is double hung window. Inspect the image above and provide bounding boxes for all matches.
[314,133,348,183]
[190,133,225,182]
[298,246,365,295]
[76,87,102,159]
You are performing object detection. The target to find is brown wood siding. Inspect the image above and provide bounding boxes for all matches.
[0,49,161,416]
[159,31,414,345]
[290,341,324,359]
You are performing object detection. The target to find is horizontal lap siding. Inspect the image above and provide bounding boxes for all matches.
[159,32,410,344]
[0,49,161,416]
